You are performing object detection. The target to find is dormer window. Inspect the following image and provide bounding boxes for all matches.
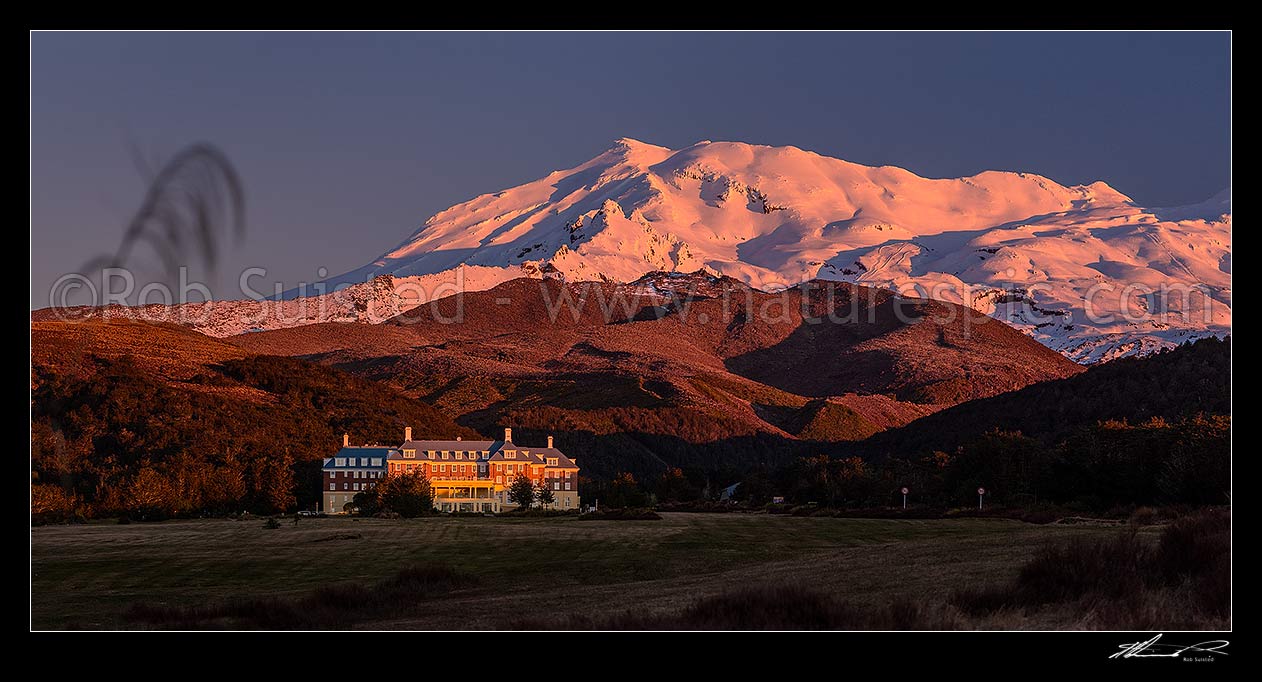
[403,450,416,459]
[334,458,346,467]
[441,451,449,459]
[505,451,516,459]
[548,458,559,466]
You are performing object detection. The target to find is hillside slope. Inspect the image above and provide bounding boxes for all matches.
[859,335,1231,457]
[231,274,1081,478]
[31,319,478,519]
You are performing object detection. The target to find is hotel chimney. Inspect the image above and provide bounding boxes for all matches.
[547,435,554,449]
[343,433,349,447]
[504,427,512,443]
[404,426,412,442]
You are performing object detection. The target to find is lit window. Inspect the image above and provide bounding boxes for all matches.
[506,451,515,459]
[343,483,349,490]
[403,450,415,459]
[329,484,335,491]
[565,482,571,490]
[334,458,346,466]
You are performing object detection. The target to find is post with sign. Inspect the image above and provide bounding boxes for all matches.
[977,487,986,510]
[901,487,909,510]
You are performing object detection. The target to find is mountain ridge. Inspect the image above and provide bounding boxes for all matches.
[36,138,1230,363]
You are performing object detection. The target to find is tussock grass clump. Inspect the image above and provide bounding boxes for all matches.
[578,508,661,521]
[952,509,1230,628]
[125,564,477,630]
[513,585,960,630]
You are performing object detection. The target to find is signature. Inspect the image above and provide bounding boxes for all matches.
[1111,634,1230,660]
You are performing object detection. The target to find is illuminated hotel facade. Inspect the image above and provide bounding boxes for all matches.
[322,427,579,513]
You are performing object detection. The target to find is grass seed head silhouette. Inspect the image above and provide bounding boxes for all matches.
[83,143,245,282]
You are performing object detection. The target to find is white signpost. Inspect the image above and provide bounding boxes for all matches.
[901,487,909,510]
[977,487,986,510]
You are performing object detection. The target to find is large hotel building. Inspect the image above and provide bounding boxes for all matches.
[322,427,580,513]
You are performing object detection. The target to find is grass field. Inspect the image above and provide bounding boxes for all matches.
[31,513,1135,630]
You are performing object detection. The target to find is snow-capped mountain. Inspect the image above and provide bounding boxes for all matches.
[42,138,1227,363]
[321,138,1230,363]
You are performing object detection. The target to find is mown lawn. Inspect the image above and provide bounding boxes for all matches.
[31,513,1123,629]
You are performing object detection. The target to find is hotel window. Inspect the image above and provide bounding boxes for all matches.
[354,483,360,491]
[403,450,415,459]
[343,483,349,490]
[329,484,336,491]
[372,458,382,466]
[548,458,558,466]
[554,481,560,490]
[565,482,571,490]
[335,458,346,466]
[505,451,515,459]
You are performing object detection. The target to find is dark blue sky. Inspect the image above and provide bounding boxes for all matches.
[30,31,1231,306]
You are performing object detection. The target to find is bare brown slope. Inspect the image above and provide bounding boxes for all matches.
[32,320,250,385]
[375,276,1082,404]
[227,276,1080,452]
[723,281,1084,403]
[30,319,477,440]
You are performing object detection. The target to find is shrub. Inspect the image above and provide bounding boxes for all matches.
[264,518,282,529]
[1015,530,1149,603]
[951,508,1231,628]
[1128,506,1160,526]
[126,564,477,629]
[577,508,661,521]
[512,585,960,630]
